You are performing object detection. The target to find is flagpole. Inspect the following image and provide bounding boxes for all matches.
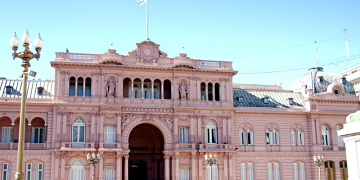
[146,0,149,40]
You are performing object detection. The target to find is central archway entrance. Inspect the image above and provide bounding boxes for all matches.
[129,123,165,180]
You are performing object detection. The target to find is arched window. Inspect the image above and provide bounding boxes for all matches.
[164,79,171,99]
[298,129,304,146]
[240,162,253,180]
[69,77,75,96]
[206,159,218,180]
[293,163,298,180]
[239,128,245,145]
[274,163,280,180]
[241,163,246,180]
[324,161,335,180]
[85,78,91,97]
[133,78,142,98]
[267,163,273,180]
[215,83,220,101]
[336,126,344,146]
[247,129,253,145]
[266,129,272,146]
[201,83,206,100]
[248,163,253,180]
[321,126,330,146]
[205,120,217,144]
[291,129,296,146]
[299,163,305,180]
[70,160,84,180]
[123,78,131,98]
[273,129,279,146]
[339,161,348,180]
[208,83,213,101]
[72,118,85,143]
[77,77,83,96]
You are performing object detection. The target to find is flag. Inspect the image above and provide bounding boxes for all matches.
[136,0,147,6]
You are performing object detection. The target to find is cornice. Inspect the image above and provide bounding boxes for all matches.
[235,110,351,117]
[50,62,238,75]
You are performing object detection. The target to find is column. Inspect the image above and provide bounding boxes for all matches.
[311,118,317,145]
[61,155,65,180]
[153,158,158,180]
[164,155,170,180]
[161,82,164,99]
[151,82,154,99]
[173,115,178,143]
[100,113,104,142]
[83,79,86,97]
[227,116,232,144]
[223,153,228,180]
[91,76,95,97]
[62,113,67,141]
[75,78,78,96]
[228,154,233,180]
[171,156,175,180]
[198,153,203,180]
[171,82,174,100]
[219,81,221,101]
[141,81,144,99]
[131,80,134,98]
[11,123,14,142]
[124,154,129,180]
[190,115,194,143]
[223,116,227,143]
[191,154,196,180]
[57,112,62,142]
[205,84,208,101]
[64,72,69,96]
[100,74,104,97]
[212,84,215,101]
[175,154,180,180]
[316,119,321,145]
[116,154,122,180]
[91,113,96,141]
[44,124,47,142]
[54,155,60,180]
[117,113,122,143]
[197,78,200,101]
[197,116,201,144]
[28,123,31,143]
[51,152,55,179]
[99,153,104,180]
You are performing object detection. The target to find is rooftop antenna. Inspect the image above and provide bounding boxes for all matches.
[315,41,319,67]
[344,29,350,69]
[181,45,184,53]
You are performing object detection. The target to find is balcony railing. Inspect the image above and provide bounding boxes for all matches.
[61,142,95,149]
[174,143,196,150]
[0,143,10,150]
[199,144,229,151]
[323,146,334,151]
[99,143,121,149]
[338,146,346,151]
[0,143,46,150]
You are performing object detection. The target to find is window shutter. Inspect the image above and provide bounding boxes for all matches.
[185,128,188,143]
[72,126,78,142]
[250,131,253,145]
[291,130,296,146]
[300,132,304,146]
[1,127,11,143]
[293,163,298,180]
[300,163,305,180]
[241,163,246,180]
[239,130,243,145]
[267,163,273,180]
[179,128,183,143]
[274,163,280,180]
[248,163,253,180]
[212,128,217,143]
[206,128,209,144]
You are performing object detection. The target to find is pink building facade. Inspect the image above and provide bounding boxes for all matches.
[0,40,356,180]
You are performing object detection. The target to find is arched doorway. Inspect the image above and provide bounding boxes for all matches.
[129,123,165,180]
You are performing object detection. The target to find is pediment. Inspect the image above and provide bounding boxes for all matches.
[171,63,197,69]
[127,40,167,58]
[98,59,126,66]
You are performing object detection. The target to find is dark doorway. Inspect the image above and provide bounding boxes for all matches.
[129,123,165,180]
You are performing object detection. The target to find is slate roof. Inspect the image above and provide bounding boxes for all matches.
[0,78,55,99]
[233,90,305,108]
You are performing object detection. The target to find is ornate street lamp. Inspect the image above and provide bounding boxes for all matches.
[87,152,101,180]
[205,154,217,180]
[313,155,324,180]
[10,29,43,180]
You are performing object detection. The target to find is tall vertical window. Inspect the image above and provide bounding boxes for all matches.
[77,77,83,96]
[31,127,44,143]
[2,163,9,180]
[247,129,253,146]
[298,130,304,146]
[179,127,188,144]
[215,83,220,101]
[85,78,91,97]
[37,163,43,180]
[293,163,298,180]
[273,129,279,146]
[300,163,305,180]
[206,162,218,180]
[205,120,217,144]
[339,161,348,180]
[201,83,206,101]
[70,160,84,180]
[274,163,280,180]
[336,126,345,146]
[248,163,253,180]
[69,77,76,96]
[104,168,115,180]
[239,128,245,145]
[324,161,335,180]
[321,126,330,146]
[241,163,246,180]
[208,83,213,101]
[267,163,273,180]
[291,129,296,146]
[266,129,272,146]
[72,118,86,143]
[26,163,33,180]
[179,168,189,180]
[104,126,115,143]
[1,127,11,143]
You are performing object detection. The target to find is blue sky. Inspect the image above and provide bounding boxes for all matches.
[0,0,359,89]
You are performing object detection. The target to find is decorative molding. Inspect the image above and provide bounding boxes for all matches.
[122,107,173,113]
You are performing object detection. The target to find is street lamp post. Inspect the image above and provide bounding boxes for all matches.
[87,152,101,180]
[313,155,324,180]
[10,29,43,180]
[205,154,217,180]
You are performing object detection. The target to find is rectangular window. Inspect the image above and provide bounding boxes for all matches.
[26,163,33,180]
[179,127,188,144]
[31,127,44,143]
[2,163,9,180]
[1,127,11,143]
[104,126,116,143]
[79,126,85,142]
[266,131,272,145]
[72,125,86,143]
[273,131,279,146]
[37,163,43,180]
[104,168,115,180]
[179,168,189,180]
[239,131,245,145]
[247,131,253,145]
[298,131,304,146]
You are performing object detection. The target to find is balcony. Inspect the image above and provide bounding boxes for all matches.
[323,146,334,151]
[174,143,197,151]
[60,142,95,151]
[0,143,47,150]
[99,143,122,150]
[198,144,230,152]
